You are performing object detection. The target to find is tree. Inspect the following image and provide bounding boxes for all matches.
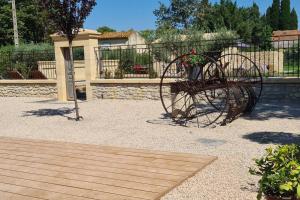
[251,23,273,50]
[0,0,56,46]
[279,0,291,30]
[0,1,13,45]
[139,29,157,44]
[193,0,218,32]
[266,0,280,30]
[153,0,272,45]
[41,0,96,121]
[96,26,116,33]
[154,0,199,30]
[290,8,298,30]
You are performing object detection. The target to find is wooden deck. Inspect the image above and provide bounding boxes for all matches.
[0,137,217,200]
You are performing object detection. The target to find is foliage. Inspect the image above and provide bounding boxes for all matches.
[101,49,120,60]
[290,8,298,30]
[266,0,280,30]
[250,145,300,200]
[0,49,55,78]
[154,0,273,43]
[40,0,97,42]
[266,0,298,31]
[0,43,53,54]
[72,47,84,60]
[151,27,238,63]
[0,43,86,78]
[149,66,158,79]
[251,23,273,50]
[139,29,157,44]
[104,69,112,79]
[119,49,151,74]
[153,0,199,30]
[0,0,56,46]
[114,68,123,79]
[97,26,116,34]
[284,43,299,67]
[101,48,153,75]
[279,0,291,30]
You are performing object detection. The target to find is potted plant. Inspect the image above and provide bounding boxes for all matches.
[250,144,300,200]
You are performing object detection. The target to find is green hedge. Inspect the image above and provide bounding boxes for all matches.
[0,43,85,78]
[0,43,54,78]
[101,48,152,74]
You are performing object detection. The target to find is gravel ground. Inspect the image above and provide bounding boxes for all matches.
[0,97,299,200]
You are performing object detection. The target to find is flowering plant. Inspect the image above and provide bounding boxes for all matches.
[180,49,205,67]
[133,64,147,74]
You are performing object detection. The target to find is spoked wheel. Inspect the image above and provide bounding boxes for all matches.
[159,53,230,127]
[218,54,263,106]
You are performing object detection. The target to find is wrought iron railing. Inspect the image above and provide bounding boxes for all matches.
[0,50,56,79]
[95,38,300,79]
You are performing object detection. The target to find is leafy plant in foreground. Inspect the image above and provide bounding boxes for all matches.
[250,144,300,200]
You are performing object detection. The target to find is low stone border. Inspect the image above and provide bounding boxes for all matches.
[0,80,57,98]
[91,79,170,100]
[261,78,300,102]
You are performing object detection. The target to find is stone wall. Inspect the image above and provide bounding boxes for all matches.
[91,79,170,100]
[91,78,300,102]
[260,79,300,103]
[0,80,57,98]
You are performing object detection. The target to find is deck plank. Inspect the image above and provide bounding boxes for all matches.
[0,137,216,200]
[0,137,212,163]
[0,145,200,171]
[0,147,195,176]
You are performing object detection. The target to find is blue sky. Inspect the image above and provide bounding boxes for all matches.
[84,0,300,31]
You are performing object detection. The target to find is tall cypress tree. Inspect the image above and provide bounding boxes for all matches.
[266,7,272,28]
[266,0,280,30]
[279,0,291,30]
[290,8,298,30]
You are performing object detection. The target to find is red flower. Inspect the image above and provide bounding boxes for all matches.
[190,48,197,55]
[133,64,143,72]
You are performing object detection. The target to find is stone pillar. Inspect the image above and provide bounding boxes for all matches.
[84,38,99,100]
[54,42,68,101]
[51,29,101,101]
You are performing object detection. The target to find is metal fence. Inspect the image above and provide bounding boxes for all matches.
[0,50,56,79]
[95,38,300,79]
[1,38,299,80]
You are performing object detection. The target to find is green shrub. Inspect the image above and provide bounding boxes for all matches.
[149,66,158,79]
[0,43,54,54]
[114,68,123,79]
[104,69,112,79]
[150,28,239,63]
[0,43,55,78]
[250,144,300,200]
[73,47,84,60]
[119,49,151,74]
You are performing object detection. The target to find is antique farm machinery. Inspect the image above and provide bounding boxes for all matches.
[159,50,263,127]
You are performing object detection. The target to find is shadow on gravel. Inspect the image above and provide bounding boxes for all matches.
[146,114,187,127]
[146,113,208,128]
[22,107,74,118]
[243,131,300,145]
[242,101,300,121]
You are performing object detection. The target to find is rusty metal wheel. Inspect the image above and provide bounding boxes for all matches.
[218,54,263,106]
[159,53,230,127]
